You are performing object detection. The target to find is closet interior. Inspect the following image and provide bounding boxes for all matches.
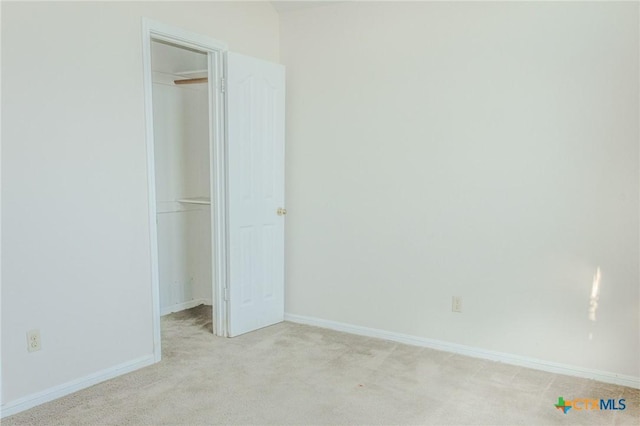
[151,40,214,323]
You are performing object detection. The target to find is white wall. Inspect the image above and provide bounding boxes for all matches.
[1,0,279,411]
[281,2,639,380]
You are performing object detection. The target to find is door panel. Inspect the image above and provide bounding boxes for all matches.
[227,52,285,337]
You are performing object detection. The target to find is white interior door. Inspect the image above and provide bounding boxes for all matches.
[226,52,285,337]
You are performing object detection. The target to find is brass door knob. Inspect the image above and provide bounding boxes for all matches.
[277,207,287,216]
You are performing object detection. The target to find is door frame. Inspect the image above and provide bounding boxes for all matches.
[141,18,229,362]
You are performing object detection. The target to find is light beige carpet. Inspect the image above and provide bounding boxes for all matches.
[4,305,639,425]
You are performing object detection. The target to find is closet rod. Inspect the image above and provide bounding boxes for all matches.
[174,77,208,85]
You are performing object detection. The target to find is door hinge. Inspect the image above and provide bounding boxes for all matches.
[220,78,226,93]
[224,287,229,301]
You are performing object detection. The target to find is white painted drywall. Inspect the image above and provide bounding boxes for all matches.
[280,2,639,378]
[1,0,278,408]
[157,209,213,312]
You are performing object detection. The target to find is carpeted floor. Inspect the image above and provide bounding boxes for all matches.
[4,305,639,425]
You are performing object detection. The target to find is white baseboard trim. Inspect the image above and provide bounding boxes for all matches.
[284,313,640,390]
[161,298,212,316]
[0,355,155,418]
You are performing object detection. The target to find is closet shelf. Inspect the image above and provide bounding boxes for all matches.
[178,197,211,205]
[174,69,207,76]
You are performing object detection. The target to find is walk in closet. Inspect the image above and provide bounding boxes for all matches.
[151,40,213,318]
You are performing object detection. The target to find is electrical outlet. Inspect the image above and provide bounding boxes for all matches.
[452,296,462,313]
[27,329,41,352]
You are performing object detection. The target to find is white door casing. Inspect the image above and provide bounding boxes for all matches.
[226,52,286,337]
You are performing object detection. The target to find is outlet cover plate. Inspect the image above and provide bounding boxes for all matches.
[27,329,41,352]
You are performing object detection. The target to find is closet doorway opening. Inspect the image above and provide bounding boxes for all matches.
[152,40,215,335]
[142,20,228,362]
